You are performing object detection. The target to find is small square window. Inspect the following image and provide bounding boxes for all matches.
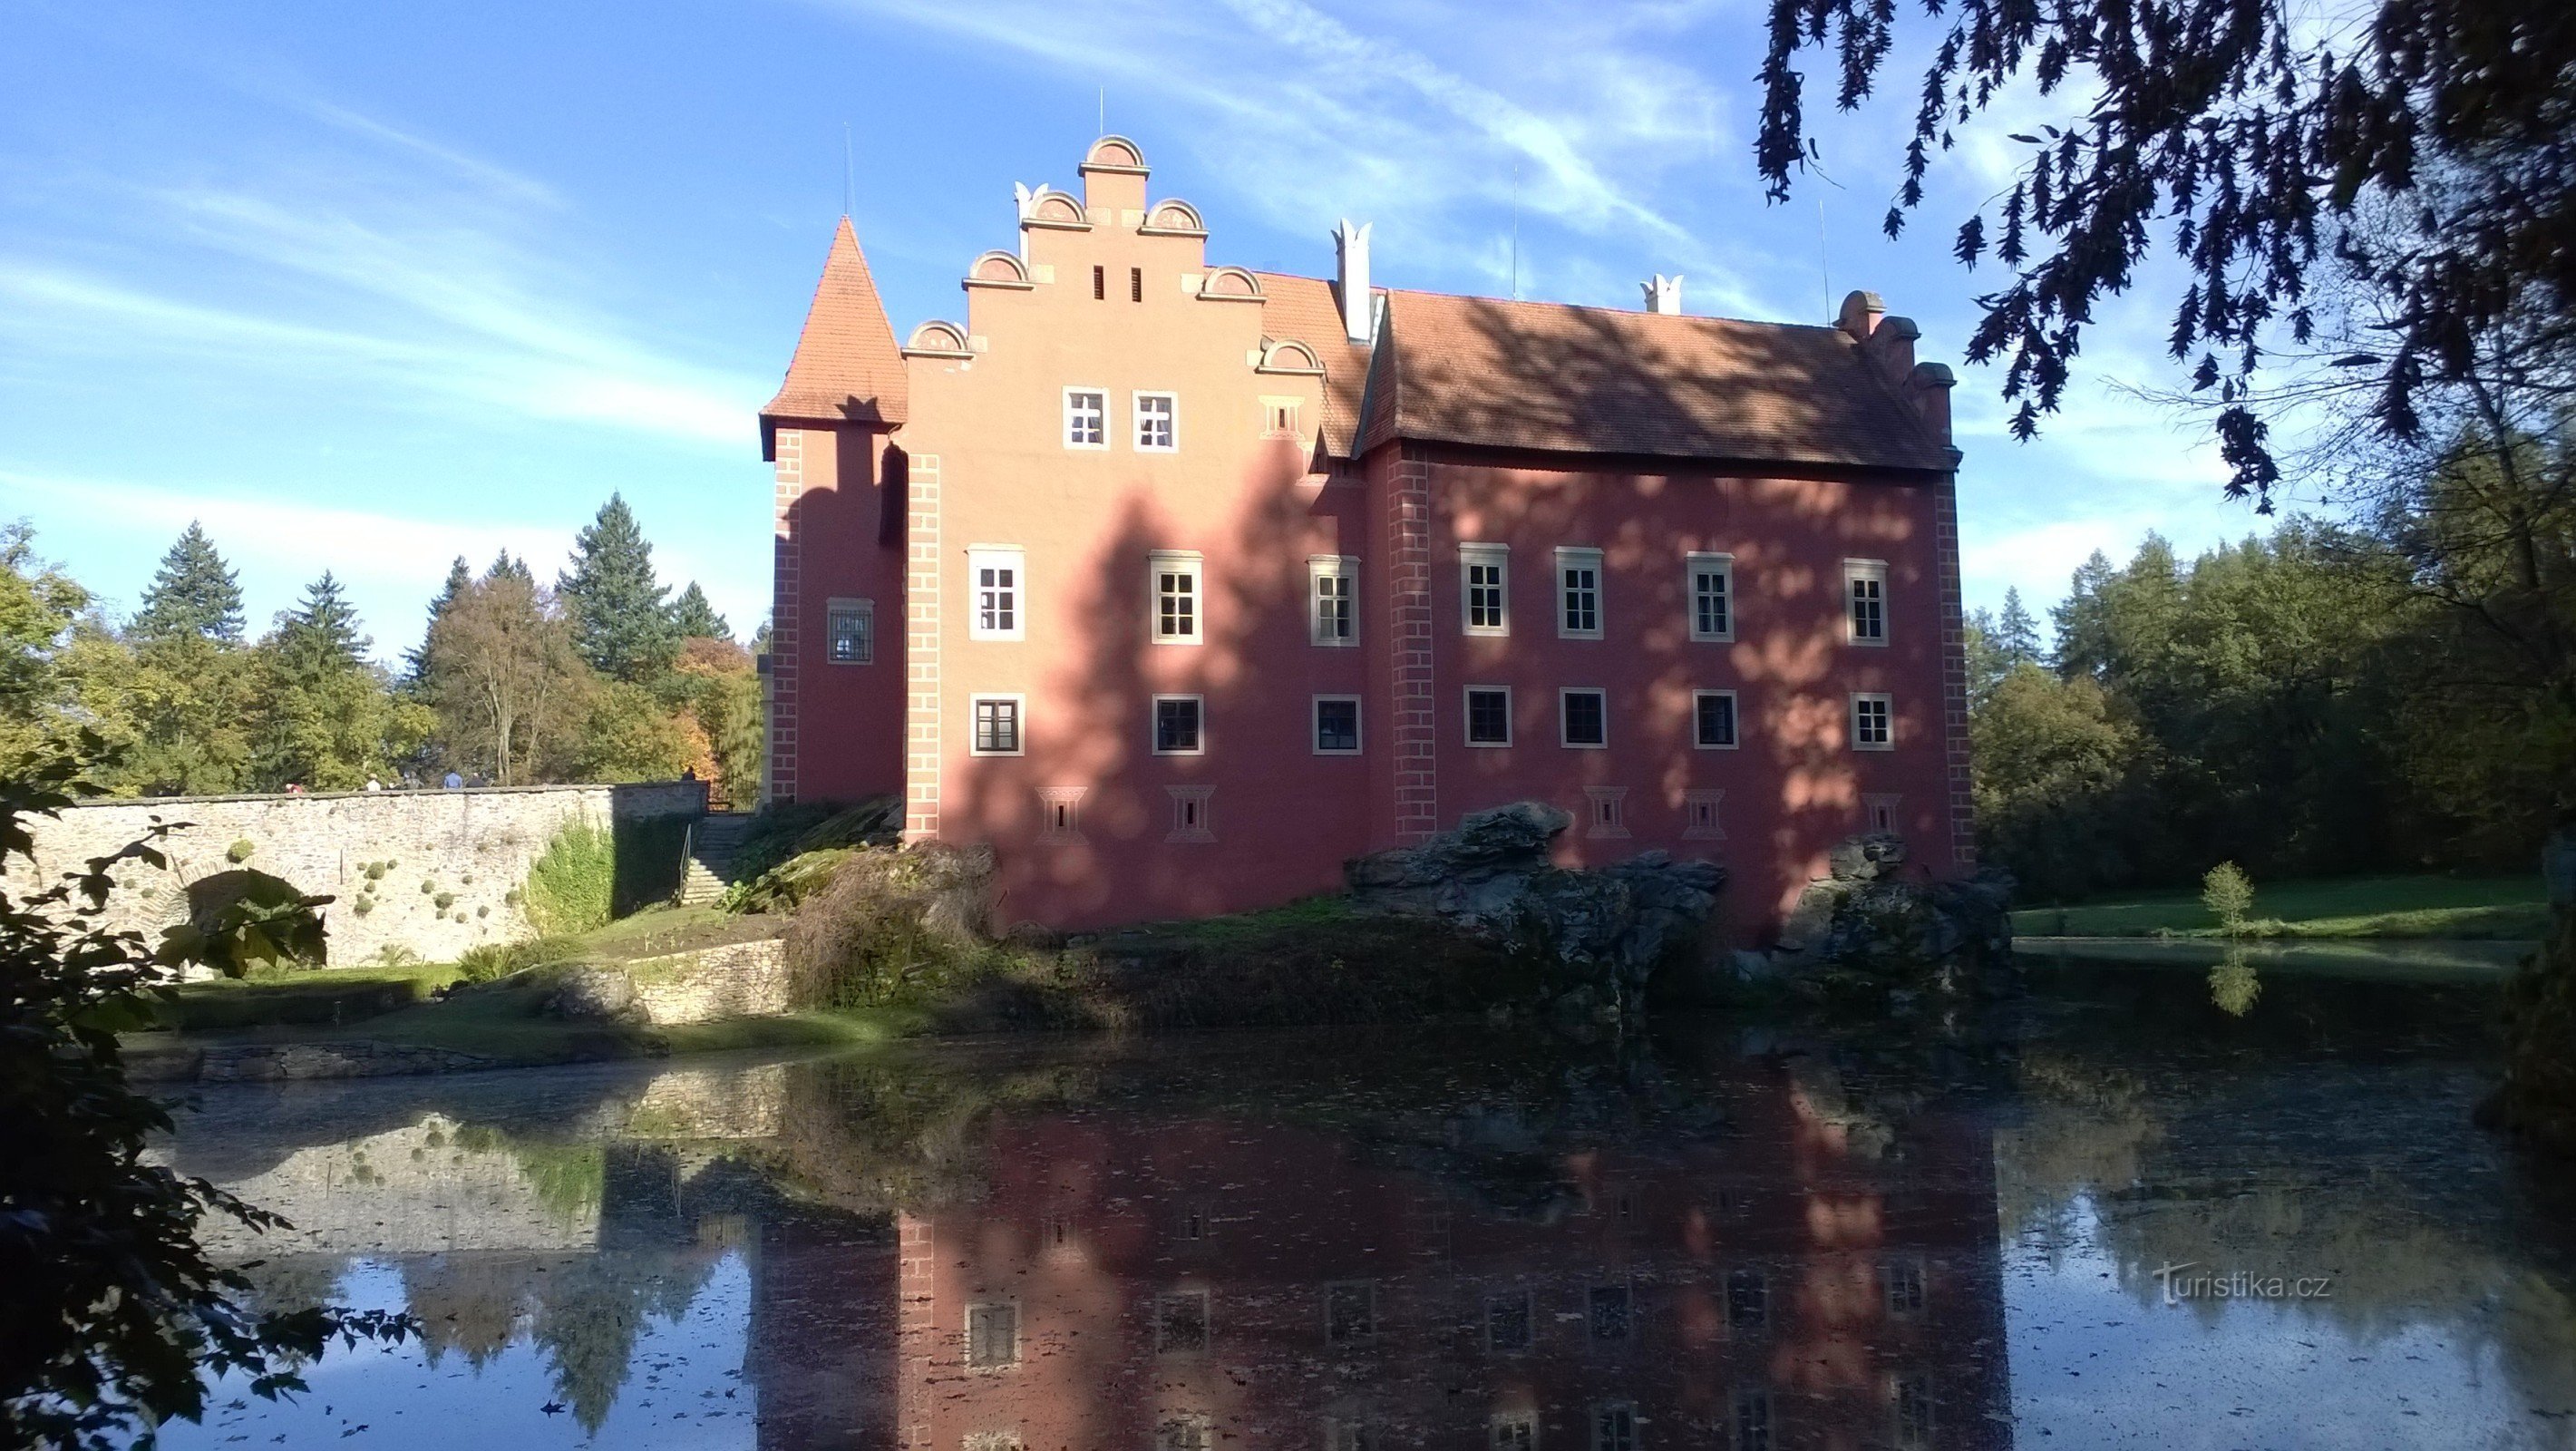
[1136,392,1177,452]
[1153,696,1204,755]
[1166,785,1215,843]
[1325,1281,1375,1345]
[968,548,1023,640]
[1151,551,1202,643]
[1155,1290,1210,1353]
[1881,1259,1926,1317]
[1486,1292,1532,1353]
[1465,687,1512,746]
[1846,559,1890,644]
[1694,689,1738,748]
[1309,555,1358,645]
[1584,786,1628,839]
[965,1300,1018,1368]
[1491,1413,1538,1451]
[1852,693,1894,751]
[1684,789,1726,842]
[1461,544,1510,636]
[1688,551,1735,641]
[970,696,1023,755]
[1064,388,1108,449]
[825,599,873,664]
[1314,696,1362,755]
[1589,1285,1631,1342]
[1726,1269,1768,1330]
[1560,688,1608,748]
[1556,547,1604,638]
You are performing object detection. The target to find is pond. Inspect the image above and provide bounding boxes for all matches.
[149,943,2576,1449]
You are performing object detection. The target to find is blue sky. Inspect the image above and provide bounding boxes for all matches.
[0,0,2278,662]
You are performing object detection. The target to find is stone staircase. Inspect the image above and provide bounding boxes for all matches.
[676,813,754,906]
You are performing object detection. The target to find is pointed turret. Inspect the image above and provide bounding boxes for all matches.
[761,217,908,455]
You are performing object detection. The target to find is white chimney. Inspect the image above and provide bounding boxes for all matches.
[1643,273,1683,315]
[1335,219,1375,344]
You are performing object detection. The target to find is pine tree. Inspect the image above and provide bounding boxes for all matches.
[669,582,730,642]
[487,551,533,588]
[131,522,244,644]
[407,556,474,684]
[271,572,366,680]
[558,495,674,681]
[1996,587,2042,667]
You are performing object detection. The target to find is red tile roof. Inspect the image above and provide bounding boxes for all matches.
[1249,271,1373,458]
[1356,290,1951,472]
[763,217,909,430]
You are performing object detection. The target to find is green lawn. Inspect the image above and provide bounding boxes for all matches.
[2013,872,2551,940]
[149,962,464,1033]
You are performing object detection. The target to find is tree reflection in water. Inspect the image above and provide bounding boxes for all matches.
[151,954,2576,1449]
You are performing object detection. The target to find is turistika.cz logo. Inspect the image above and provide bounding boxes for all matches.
[2151,1261,2334,1307]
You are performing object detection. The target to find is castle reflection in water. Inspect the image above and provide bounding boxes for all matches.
[173,1030,2012,1449]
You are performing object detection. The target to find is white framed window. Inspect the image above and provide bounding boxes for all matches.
[1461,544,1510,636]
[968,695,1024,756]
[1036,786,1086,843]
[964,1300,1019,1369]
[1464,687,1512,746]
[1865,793,1903,833]
[1135,391,1178,451]
[1851,693,1894,751]
[1845,559,1889,645]
[1064,388,1108,448]
[824,598,874,664]
[967,547,1024,640]
[1556,546,1604,639]
[1491,1411,1539,1451]
[1313,696,1362,755]
[1309,555,1359,646]
[1150,550,1203,644]
[1590,1401,1638,1451]
[1155,1290,1211,1353]
[1165,785,1215,843]
[1560,687,1609,748]
[1153,695,1204,755]
[1693,689,1739,749]
[1325,1281,1376,1345]
[1684,788,1726,841]
[1731,1387,1774,1451]
[1583,786,1628,838]
[1687,551,1735,641]
[1891,1371,1935,1448]
[1881,1257,1926,1318]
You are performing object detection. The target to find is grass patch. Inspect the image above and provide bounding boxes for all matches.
[148,963,462,1032]
[523,823,615,936]
[2013,872,2550,940]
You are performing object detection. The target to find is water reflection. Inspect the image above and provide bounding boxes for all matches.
[151,950,2576,1449]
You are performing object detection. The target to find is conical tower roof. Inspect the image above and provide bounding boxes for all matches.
[762,217,909,433]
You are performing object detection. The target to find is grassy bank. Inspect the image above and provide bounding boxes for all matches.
[2012,872,2550,940]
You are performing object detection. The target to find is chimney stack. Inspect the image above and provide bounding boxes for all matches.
[1335,219,1375,344]
[1642,274,1683,315]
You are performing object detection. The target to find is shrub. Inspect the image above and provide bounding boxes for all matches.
[2202,862,2256,934]
[783,845,997,1008]
[454,935,588,983]
[433,891,456,911]
[419,880,435,894]
[225,838,256,862]
[352,895,374,916]
[721,798,901,911]
[523,823,614,936]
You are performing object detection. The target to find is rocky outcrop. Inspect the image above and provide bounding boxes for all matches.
[1769,833,2017,998]
[1344,803,1725,1014]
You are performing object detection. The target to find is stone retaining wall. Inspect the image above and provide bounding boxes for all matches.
[22,782,705,966]
[623,939,792,1025]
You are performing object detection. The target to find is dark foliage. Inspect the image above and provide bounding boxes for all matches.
[130,524,244,646]
[1757,0,2576,504]
[0,755,410,1448]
